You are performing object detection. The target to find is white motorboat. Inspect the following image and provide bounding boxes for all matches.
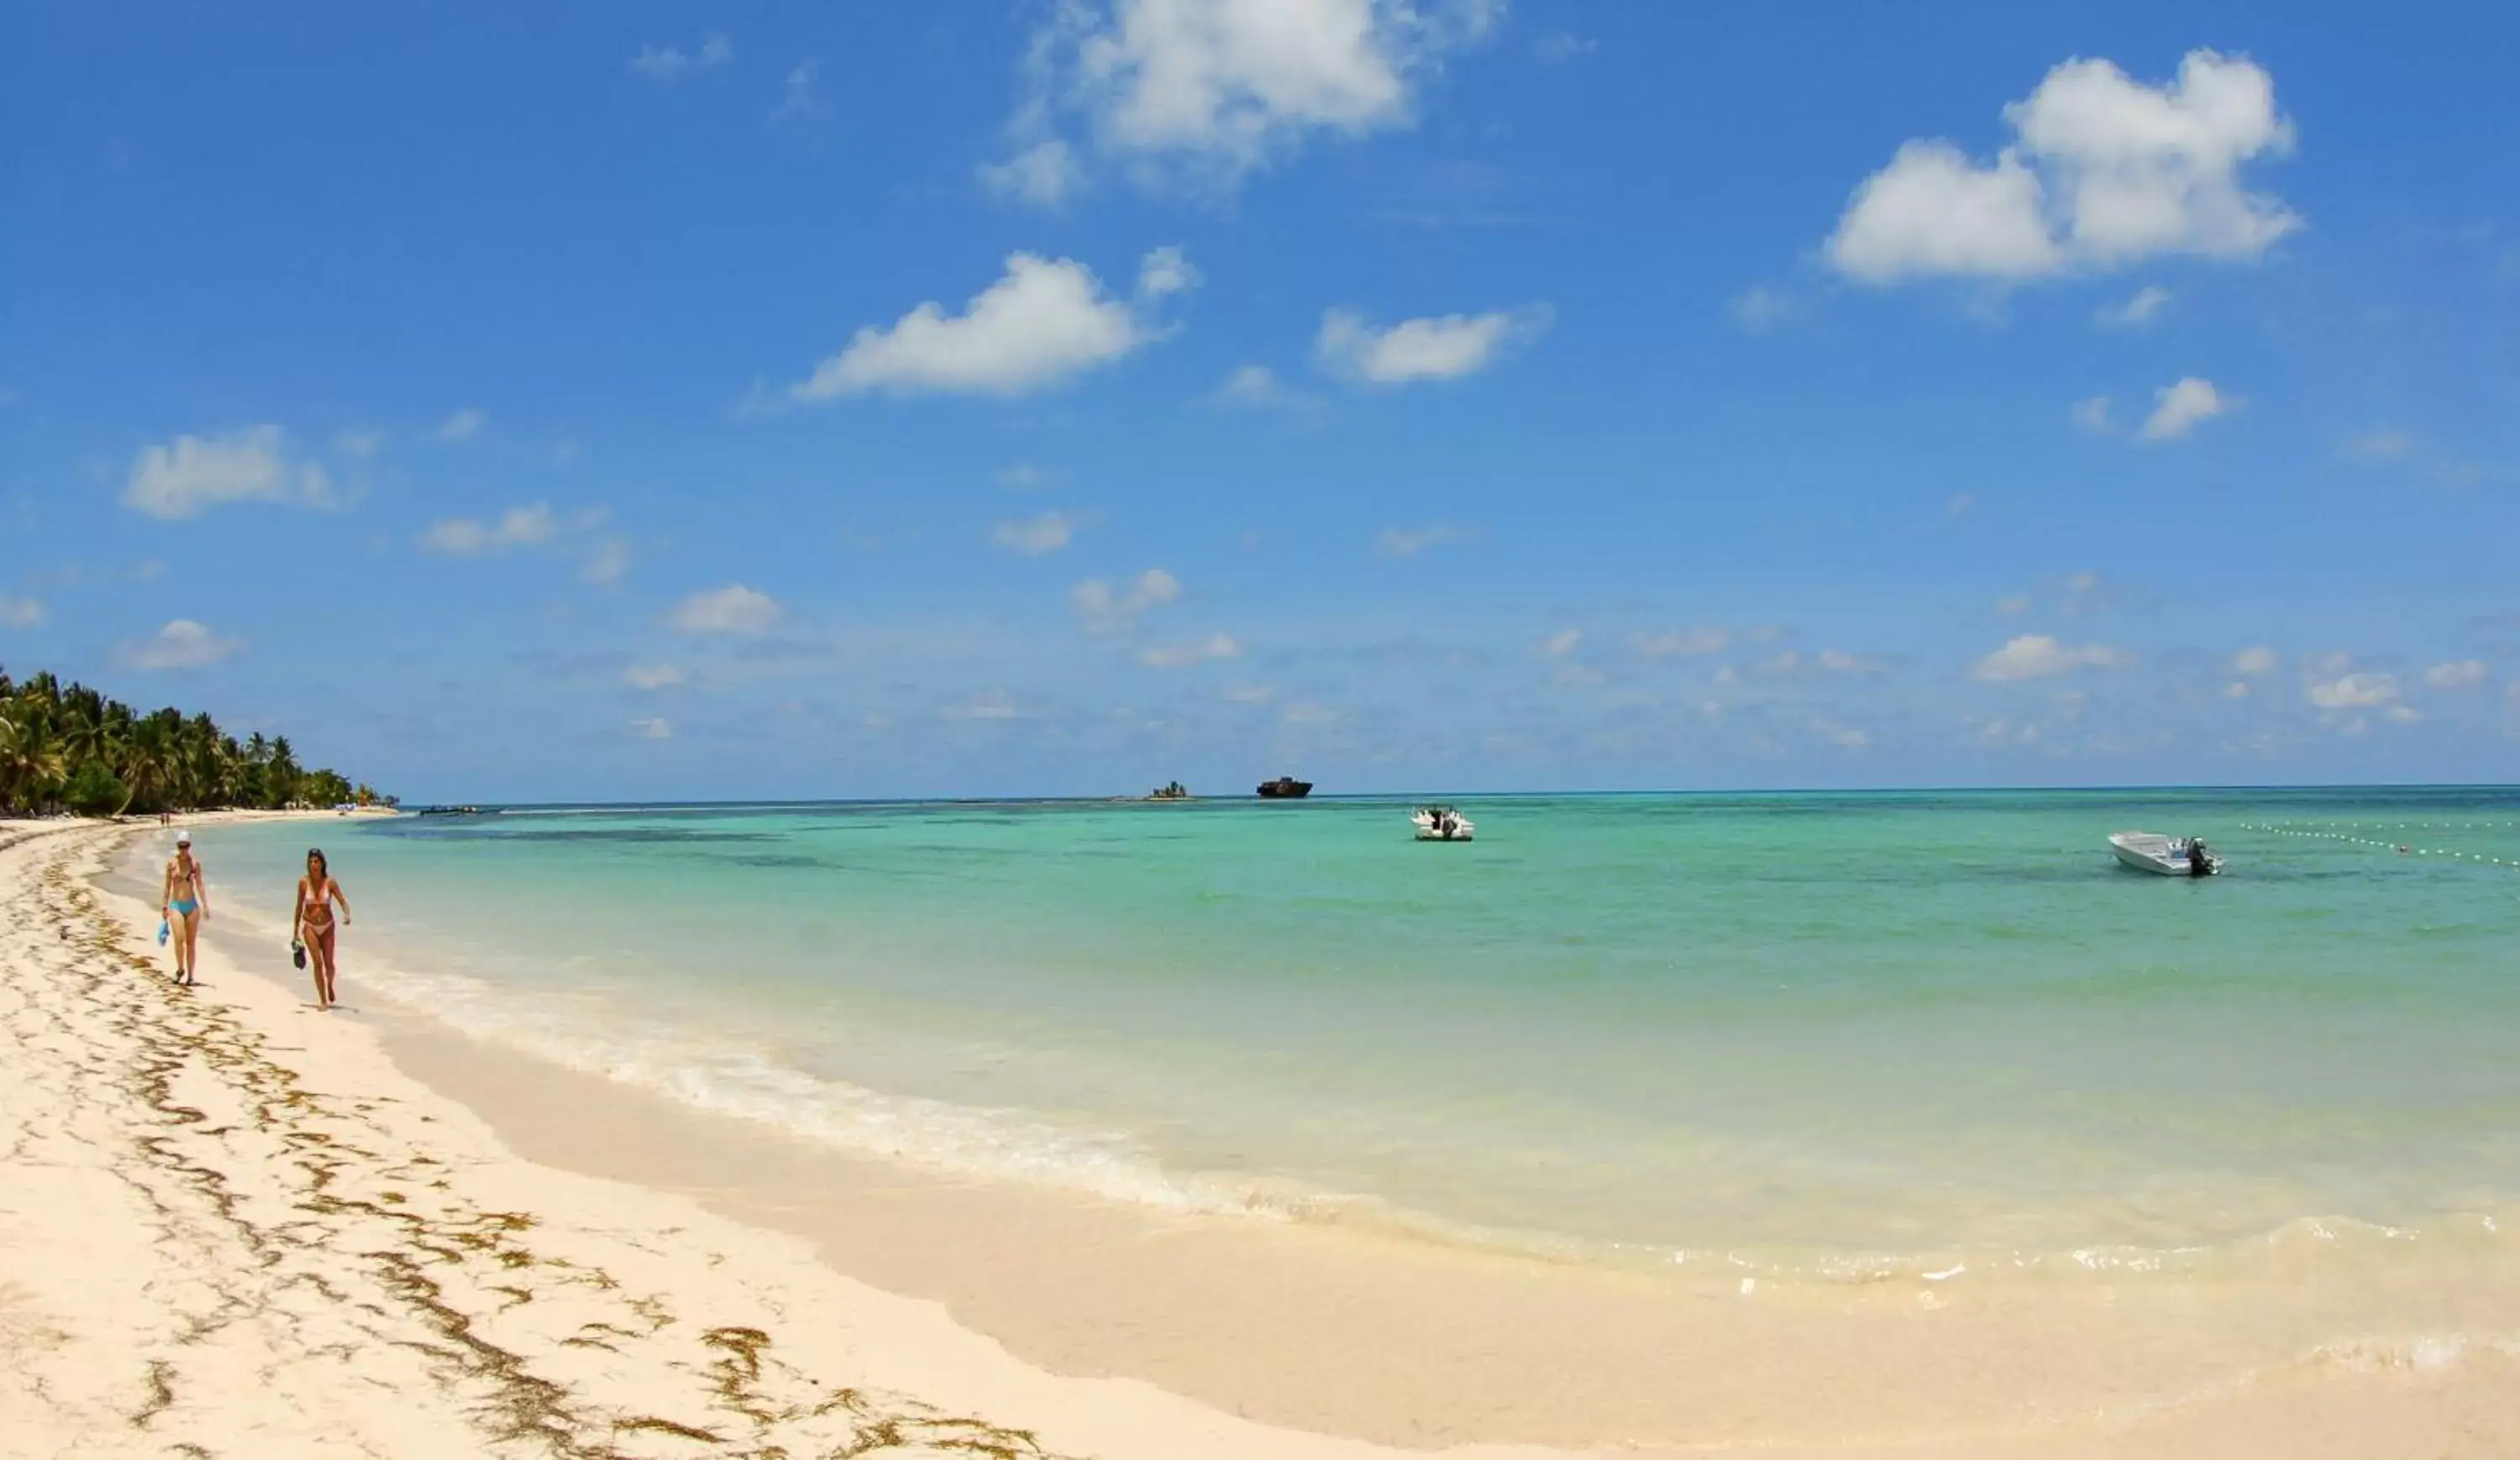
[2109,830,2223,877]
[1412,806,1475,842]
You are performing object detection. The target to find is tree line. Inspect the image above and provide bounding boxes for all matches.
[0,667,387,817]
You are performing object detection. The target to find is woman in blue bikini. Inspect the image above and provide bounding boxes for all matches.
[160,830,208,987]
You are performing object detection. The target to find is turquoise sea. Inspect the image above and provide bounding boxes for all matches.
[165,787,2520,1283]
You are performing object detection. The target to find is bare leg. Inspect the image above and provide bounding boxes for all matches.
[312,927,339,1009]
[175,911,200,985]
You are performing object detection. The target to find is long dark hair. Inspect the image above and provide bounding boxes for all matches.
[307,848,329,880]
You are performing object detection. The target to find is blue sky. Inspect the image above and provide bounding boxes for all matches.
[5,2,2516,801]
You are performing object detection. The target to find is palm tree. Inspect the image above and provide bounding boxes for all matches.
[1,666,382,818]
[214,734,245,805]
[18,670,60,715]
[176,712,222,809]
[268,736,302,807]
[60,698,109,771]
[1,714,31,810]
[0,713,30,807]
[116,721,177,817]
[0,714,69,811]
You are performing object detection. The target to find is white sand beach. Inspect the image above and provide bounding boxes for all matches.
[5,817,2517,1458]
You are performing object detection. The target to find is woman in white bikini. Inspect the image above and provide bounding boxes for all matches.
[160,831,209,986]
[295,848,353,1011]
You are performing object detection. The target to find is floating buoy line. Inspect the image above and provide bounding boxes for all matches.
[2239,821,2520,870]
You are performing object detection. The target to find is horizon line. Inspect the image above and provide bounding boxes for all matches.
[390,781,2520,813]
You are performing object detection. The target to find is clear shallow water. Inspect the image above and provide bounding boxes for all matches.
[172,789,2520,1280]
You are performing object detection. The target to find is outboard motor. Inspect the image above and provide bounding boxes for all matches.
[2187,838,2212,877]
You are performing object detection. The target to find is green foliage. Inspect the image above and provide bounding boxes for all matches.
[301,769,354,806]
[62,761,128,817]
[0,662,386,817]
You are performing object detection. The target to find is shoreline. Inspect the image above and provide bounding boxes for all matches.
[344,1020,2520,1457]
[8,816,2519,1456]
[1,817,1575,1459]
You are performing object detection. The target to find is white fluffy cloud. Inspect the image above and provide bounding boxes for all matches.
[982,140,1084,205]
[1815,720,1872,750]
[2139,377,2231,441]
[1138,633,1242,668]
[123,425,333,520]
[790,249,1190,399]
[1137,244,1200,297]
[1745,649,1880,680]
[1084,0,1409,150]
[580,536,633,586]
[116,620,242,671]
[1315,306,1546,384]
[1635,628,1730,659]
[2015,52,2297,262]
[1542,629,1603,683]
[1212,364,1302,411]
[1973,634,2126,681]
[627,717,675,740]
[667,584,781,636]
[1828,50,2297,284]
[2307,671,2398,709]
[419,503,627,583]
[1071,568,1181,632]
[436,408,486,442]
[1216,364,1277,402]
[990,0,1501,197]
[2424,659,2488,690]
[2097,285,2171,328]
[421,502,556,556]
[0,596,45,628]
[2233,646,2278,676]
[992,512,1079,555]
[623,664,686,691]
[630,34,732,81]
[1830,142,2060,282]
